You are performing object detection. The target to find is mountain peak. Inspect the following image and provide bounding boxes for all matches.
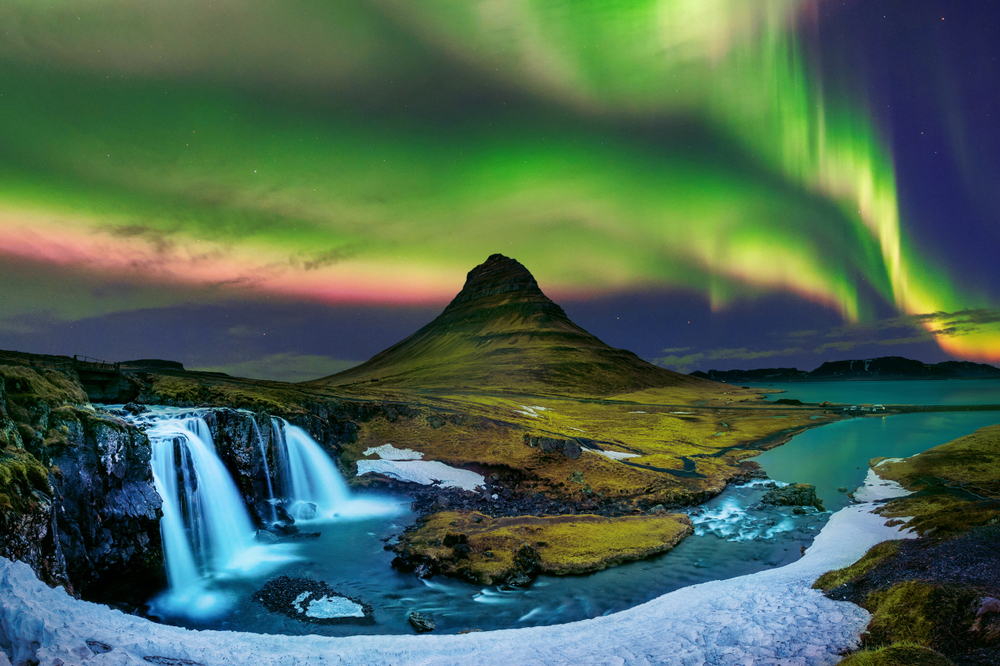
[440,254,567,323]
[311,254,705,397]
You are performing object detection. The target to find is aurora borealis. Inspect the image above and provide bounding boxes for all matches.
[1,1,998,379]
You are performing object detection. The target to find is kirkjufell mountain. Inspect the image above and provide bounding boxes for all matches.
[310,254,710,397]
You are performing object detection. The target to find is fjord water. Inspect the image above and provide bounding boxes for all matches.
[754,411,1000,514]
[751,378,1000,406]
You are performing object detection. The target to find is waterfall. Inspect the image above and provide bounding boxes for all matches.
[271,418,350,520]
[148,416,256,590]
[271,418,398,521]
[251,418,278,524]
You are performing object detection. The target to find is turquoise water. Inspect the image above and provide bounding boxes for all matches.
[747,379,1000,406]
[754,411,1000,514]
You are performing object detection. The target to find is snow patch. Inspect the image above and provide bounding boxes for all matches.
[851,468,913,503]
[628,411,647,414]
[292,593,365,619]
[588,449,641,461]
[362,444,423,461]
[356,459,484,491]
[515,405,550,418]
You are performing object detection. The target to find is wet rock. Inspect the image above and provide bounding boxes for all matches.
[255,530,279,544]
[408,611,436,633]
[252,575,374,625]
[760,483,825,511]
[293,502,318,521]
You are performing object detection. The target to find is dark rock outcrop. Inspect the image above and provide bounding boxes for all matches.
[759,483,825,511]
[0,365,162,600]
[523,434,583,460]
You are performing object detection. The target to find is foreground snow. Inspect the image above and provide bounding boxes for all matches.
[0,479,914,666]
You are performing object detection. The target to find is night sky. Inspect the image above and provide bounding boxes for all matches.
[1,1,998,381]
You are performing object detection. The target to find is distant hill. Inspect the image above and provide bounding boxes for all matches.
[308,254,713,397]
[691,356,1000,383]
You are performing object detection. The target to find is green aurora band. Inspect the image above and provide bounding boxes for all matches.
[0,0,997,360]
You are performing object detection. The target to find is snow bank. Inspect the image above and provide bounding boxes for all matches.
[852,468,912,503]
[0,479,916,666]
[588,449,641,461]
[356,459,484,491]
[362,444,424,461]
[356,444,485,491]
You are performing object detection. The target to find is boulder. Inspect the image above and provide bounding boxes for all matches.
[760,483,825,511]
[408,611,436,633]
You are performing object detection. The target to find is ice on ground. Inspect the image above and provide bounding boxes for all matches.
[852,468,913,503]
[515,405,551,418]
[628,411,647,414]
[292,593,365,619]
[362,444,423,461]
[671,411,694,415]
[568,427,585,432]
[0,477,917,666]
[874,457,904,468]
[588,449,641,461]
[356,459,485,491]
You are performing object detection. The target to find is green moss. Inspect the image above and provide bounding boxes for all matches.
[0,365,88,406]
[866,581,940,646]
[860,581,979,653]
[838,643,954,666]
[876,493,1000,537]
[813,540,901,591]
[144,374,305,412]
[0,449,51,514]
[397,510,693,583]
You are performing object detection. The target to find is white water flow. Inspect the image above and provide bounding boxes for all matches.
[148,416,259,616]
[251,419,278,524]
[271,418,400,521]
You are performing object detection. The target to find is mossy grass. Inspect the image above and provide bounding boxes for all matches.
[0,364,89,406]
[875,493,1000,537]
[813,540,902,591]
[397,510,693,584]
[0,448,51,513]
[858,581,981,654]
[838,643,954,666]
[348,389,838,505]
[143,373,310,413]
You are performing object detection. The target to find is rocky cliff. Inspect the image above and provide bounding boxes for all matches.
[0,364,162,602]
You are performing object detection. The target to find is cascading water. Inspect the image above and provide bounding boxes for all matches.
[135,409,297,618]
[251,419,278,524]
[149,416,256,584]
[271,418,398,521]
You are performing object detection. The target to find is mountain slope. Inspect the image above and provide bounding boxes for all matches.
[309,254,708,397]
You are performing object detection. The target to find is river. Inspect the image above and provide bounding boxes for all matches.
[150,380,1000,636]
